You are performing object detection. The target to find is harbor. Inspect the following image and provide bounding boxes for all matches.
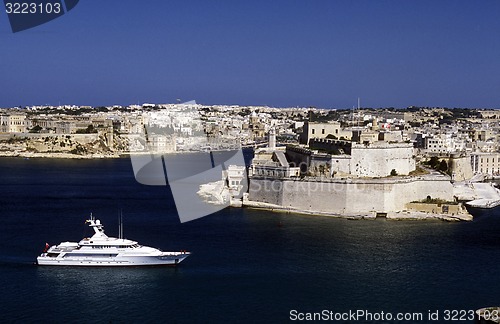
[196,128,500,222]
[2,155,500,322]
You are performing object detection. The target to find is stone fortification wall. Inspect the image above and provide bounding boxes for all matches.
[309,138,352,155]
[449,155,473,181]
[351,143,415,177]
[248,177,454,215]
[330,155,351,176]
[285,145,312,171]
[248,178,284,205]
[406,202,462,215]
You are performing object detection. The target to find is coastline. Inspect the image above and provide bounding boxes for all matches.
[242,199,473,222]
[0,150,215,159]
[0,151,120,159]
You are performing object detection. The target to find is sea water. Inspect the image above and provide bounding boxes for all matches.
[0,156,499,323]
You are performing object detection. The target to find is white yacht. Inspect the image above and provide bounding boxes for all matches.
[37,215,190,266]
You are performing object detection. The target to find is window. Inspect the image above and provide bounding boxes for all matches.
[322,129,325,134]
[312,129,315,134]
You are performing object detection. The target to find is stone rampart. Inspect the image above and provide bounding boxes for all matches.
[248,177,454,215]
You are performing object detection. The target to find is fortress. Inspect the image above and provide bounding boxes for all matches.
[245,129,470,220]
[247,175,455,217]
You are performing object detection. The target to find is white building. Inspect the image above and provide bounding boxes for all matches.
[300,121,342,145]
[148,135,176,153]
[224,165,246,192]
[250,150,300,179]
[0,114,27,133]
[470,152,500,175]
[424,134,466,154]
[0,115,9,133]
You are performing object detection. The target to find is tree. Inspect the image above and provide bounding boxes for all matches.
[29,125,42,133]
[438,160,448,172]
[428,156,439,168]
[390,169,398,176]
[76,125,97,134]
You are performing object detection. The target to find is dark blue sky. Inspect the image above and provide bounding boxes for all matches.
[1,0,500,108]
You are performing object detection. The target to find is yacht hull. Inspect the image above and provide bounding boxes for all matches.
[37,254,190,267]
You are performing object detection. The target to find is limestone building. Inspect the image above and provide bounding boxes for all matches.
[300,121,341,145]
[470,152,500,175]
[0,113,27,133]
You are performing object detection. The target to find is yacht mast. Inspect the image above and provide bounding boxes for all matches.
[118,210,123,240]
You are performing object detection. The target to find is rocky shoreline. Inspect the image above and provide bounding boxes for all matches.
[242,199,473,222]
[0,150,120,159]
[0,150,227,159]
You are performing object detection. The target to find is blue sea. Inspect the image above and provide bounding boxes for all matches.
[1,155,500,323]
